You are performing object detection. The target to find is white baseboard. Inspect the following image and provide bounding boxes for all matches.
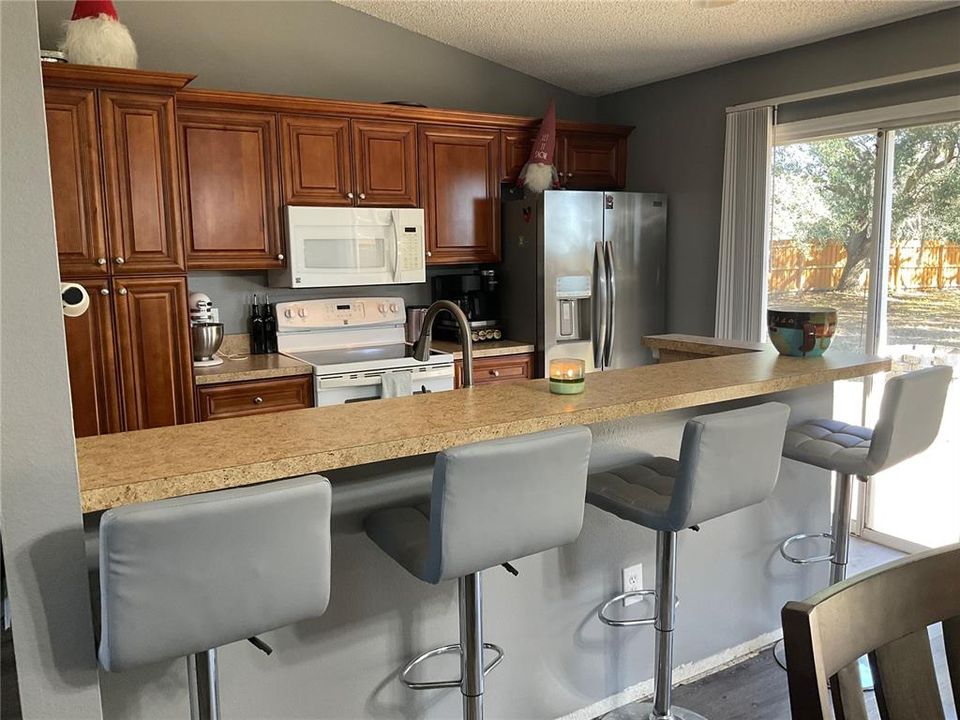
[556,628,783,720]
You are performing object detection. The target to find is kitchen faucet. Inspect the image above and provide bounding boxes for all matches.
[412,300,474,388]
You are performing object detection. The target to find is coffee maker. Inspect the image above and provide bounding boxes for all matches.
[432,270,503,342]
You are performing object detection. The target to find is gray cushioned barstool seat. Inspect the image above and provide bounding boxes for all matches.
[365,426,592,720]
[778,366,952,583]
[98,475,333,720]
[587,402,791,720]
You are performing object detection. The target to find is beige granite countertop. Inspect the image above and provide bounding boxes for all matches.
[432,339,535,360]
[193,353,313,385]
[77,340,888,512]
[642,334,769,356]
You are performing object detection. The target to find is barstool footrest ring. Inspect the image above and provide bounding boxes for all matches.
[400,642,504,690]
[598,590,680,627]
[780,532,835,565]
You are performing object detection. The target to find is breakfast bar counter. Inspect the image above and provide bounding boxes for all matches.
[77,337,888,512]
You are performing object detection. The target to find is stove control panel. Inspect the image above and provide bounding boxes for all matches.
[276,297,406,330]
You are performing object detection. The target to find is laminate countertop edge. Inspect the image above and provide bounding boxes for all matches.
[78,342,890,512]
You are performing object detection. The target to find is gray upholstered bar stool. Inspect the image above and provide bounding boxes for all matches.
[364,426,592,720]
[587,402,791,720]
[775,365,951,673]
[98,475,332,720]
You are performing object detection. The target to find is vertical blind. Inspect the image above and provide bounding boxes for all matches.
[715,106,774,342]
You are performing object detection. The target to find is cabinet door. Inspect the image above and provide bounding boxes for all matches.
[114,276,195,429]
[419,125,500,265]
[63,279,123,437]
[352,119,418,207]
[280,115,352,206]
[44,87,108,278]
[178,109,283,269]
[500,129,536,184]
[99,91,185,274]
[558,133,626,189]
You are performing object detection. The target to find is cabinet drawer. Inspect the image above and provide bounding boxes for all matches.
[197,376,313,421]
[454,353,534,388]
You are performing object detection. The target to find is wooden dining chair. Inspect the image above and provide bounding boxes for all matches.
[781,542,960,720]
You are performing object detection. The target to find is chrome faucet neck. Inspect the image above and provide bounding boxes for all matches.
[414,300,474,388]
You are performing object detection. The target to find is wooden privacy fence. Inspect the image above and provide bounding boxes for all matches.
[769,239,960,291]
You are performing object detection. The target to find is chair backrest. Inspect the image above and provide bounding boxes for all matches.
[668,402,790,528]
[782,543,960,720]
[867,366,952,474]
[99,475,332,671]
[425,426,592,582]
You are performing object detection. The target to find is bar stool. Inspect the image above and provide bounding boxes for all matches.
[98,475,333,720]
[587,402,791,720]
[364,427,593,720]
[775,365,952,673]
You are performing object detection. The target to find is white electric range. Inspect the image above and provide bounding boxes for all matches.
[276,297,455,406]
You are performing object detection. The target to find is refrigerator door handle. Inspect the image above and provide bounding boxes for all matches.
[604,240,616,368]
[593,241,607,369]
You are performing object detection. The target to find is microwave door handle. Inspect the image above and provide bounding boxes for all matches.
[391,210,401,283]
[593,241,607,369]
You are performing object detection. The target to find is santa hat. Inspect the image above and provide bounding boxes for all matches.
[61,0,137,69]
[518,99,559,193]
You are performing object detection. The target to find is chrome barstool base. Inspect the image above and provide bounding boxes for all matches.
[601,701,708,720]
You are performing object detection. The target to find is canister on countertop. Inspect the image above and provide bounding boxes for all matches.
[405,305,428,344]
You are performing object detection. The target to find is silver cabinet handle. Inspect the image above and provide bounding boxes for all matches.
[426,251,432,258]
[276,253,284,261]
[97,257,107,265]
[253,396,264,405]
[346,192,354,200]
[568,173,574,179]
[359,192,366,200]
[489,370,500,378]
[118,287,127,295]
[100,288,110,296]
[114,256,125,264]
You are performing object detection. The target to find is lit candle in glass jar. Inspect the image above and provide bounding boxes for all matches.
[549,358,586,395]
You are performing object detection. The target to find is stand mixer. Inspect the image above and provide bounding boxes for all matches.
[189,292,224,367]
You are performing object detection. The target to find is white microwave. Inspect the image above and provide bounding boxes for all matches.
[269,206,426,288]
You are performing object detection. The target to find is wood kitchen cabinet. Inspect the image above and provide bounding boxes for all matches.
[419,125,500,265]
[500,128,536,184]
[196,376,313,421]
[99,91,185,274]
[45,86,109,278]
[558,132,626,190]
[113,276,195,430]
[177,107,284,269]
[454,352,534,388]
[63,279,123,437]
[279,115,418,207]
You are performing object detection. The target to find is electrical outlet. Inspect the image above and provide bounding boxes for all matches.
[621,563,643,607]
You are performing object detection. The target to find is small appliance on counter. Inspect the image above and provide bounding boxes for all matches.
[189,292,224,367]
[432,270,504,343]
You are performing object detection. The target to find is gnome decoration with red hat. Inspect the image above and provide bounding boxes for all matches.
[517,99,559,193]
[61,0,137,69]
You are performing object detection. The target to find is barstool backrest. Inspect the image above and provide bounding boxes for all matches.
[671,402,790,528]
[425,426,592,583]
[867,366,952,475]
[99,475,332,671]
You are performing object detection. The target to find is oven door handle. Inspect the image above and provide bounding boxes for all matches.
[391,210,402,283]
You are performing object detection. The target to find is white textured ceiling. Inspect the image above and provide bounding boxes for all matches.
[335,0,956,95]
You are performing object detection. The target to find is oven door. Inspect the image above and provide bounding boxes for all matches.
[314,365,454,406]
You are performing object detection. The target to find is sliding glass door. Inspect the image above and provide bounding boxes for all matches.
[768,114,960,551]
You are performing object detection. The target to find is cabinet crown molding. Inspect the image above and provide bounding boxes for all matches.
[43,64,195,93]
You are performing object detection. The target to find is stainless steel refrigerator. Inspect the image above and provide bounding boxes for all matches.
[500,191,666,376]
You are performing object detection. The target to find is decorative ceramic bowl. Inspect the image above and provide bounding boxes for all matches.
[767,307,838,357]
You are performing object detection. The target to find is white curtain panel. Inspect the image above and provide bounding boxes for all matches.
[715,106,774,342]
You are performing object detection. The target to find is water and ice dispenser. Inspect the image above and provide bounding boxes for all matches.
[555,275,591,341]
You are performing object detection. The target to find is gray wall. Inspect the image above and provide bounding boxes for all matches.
[597,7,960,336]
[0,2,103,718]
[36,0,596,122]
